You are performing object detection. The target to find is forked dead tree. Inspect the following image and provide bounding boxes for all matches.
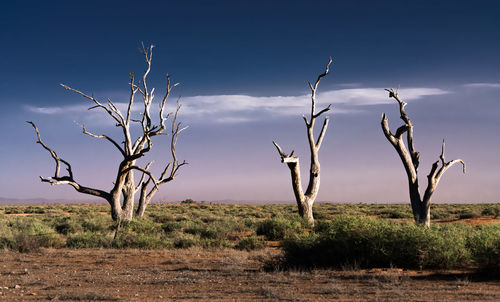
[28,45,186,221]
[381,88,465,227]
[273,58,332,226]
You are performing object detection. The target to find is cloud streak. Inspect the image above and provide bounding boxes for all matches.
[25,87,449,124]
[463,83,500,89]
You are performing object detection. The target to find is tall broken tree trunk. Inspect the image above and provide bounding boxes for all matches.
[273,58,332,227]
[381,88,466,227]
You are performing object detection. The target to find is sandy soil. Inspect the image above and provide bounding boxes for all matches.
[0,248,498,301]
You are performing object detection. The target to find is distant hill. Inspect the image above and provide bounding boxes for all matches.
[0,197,105,205]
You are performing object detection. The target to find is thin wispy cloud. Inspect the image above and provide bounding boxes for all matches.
[24,87,449,124]
[25,104,89,115]
[463,83,500,89]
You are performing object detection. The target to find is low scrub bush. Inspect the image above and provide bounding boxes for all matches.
[481,205,500,218]
[119,218,161,234]
[466,224,500,268]
[52,216,83,235]
[236,236,266,251]
[282,215,485,269]
[173,234,197,248]
[66,232,112,248]
[256,217,305,240]
[81,215,113,233]
[0,237,13,249]
[458,210,480,220]
[8,218,64,252]
[161,221,183,233]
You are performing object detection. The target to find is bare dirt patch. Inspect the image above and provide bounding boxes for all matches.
[0,248,498,301]
[437,217,500,225]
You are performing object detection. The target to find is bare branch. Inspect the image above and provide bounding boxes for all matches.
[272,141,287,158]
[313,104,331,119]
[394,125,409,139]
[135,161,153,191]
[27,121,110,200]
[309,57,333,119]
[76,123,126,156]
[434,140,466,181]
[315,117,330,150]
[27,121,72,179]
[380,113,397,145]
[386,87,419,170]
[439,139,446,165]
[126,73,138,125]
[61,84,123,126]
[122,165,159,189]
[272,141,299,164]
[311,57,333,92]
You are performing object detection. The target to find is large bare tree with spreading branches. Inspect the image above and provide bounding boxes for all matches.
[273,58,332,226]
[381,87,465,227]
[28,45,186,221]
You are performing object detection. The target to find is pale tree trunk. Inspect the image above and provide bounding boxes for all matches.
[381,88,465,227]
[273,58,332,227]
[28,44,186,221]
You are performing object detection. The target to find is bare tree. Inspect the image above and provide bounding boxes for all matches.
[381,88,465,227]
[273,58,332,226]
[28,45,186,221]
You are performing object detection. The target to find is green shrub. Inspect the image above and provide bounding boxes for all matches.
[8,218,64,252]
[52,216,83,235]
[467,224,500,267]
[174,234,197,248]
[0,237,13,249]
[200,238,230,248]
[161,221,182,233]
[282,215,472,269]
[66,232,111,248]
[149,213,175,223]
[256,217,304,240]
[481,205,500,218]
[458,210,480,219]
[120,218,161,234]
[23,206,45,214]
[82,215,112,233]
[235,236,266,251]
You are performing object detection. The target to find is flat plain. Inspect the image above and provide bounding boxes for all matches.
[0,203,499,301]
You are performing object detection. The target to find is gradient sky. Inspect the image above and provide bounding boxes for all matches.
[1,0,499,203]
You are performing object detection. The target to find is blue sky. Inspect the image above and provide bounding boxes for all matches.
[1,0,499,203]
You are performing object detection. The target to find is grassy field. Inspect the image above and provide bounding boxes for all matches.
[0,202,499,270]
[0,202,499,300]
